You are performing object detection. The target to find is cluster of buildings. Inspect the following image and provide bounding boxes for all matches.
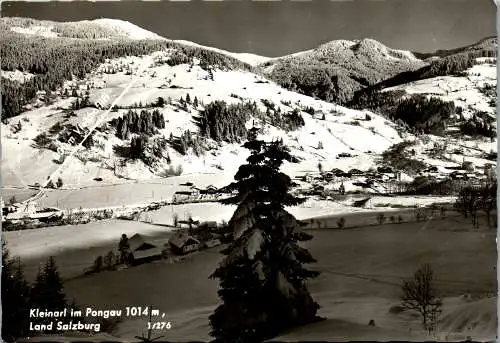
[297,160,494,196]
[125,220,228,265]
[1,200,63,224]
[172,184,219,203]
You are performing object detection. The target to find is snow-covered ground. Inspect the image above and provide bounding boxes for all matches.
[10,25,59,38]
[3,219,170,259]
[1,50,406,190]
[1,69,35,84]
[8,18,165,41]
[383,58,497,118]
[171,39,271,66]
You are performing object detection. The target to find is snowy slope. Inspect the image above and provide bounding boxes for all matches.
[4,17,164,41]
[172,39,271,66]
[1,50,405,189]
[89,18,165,40]
[2,17,269,67]
[1,19,497,211]
[2,47,496,194]
[382,58,497,118]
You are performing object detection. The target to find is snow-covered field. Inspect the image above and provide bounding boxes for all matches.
[3,219,169,259]
[3,194,453,261]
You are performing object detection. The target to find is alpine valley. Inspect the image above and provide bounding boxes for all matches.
[1,17,497,342]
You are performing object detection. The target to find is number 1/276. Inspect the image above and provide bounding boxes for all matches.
[147,322,172,330]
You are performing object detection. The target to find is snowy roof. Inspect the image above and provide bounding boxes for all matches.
[128,234,157,252]
[132,247,163,260]
[169,234,200,249]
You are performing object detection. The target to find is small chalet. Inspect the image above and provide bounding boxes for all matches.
[331,168,345,177]
[349,168,364,176]
[169,234,201,255]
[323,172,334,181]
[302,173,314,183]
[128,233,163,264]
[190,186,201,197]
[198,221,219,231]
[203,239,222,249]
[201,185,218,195]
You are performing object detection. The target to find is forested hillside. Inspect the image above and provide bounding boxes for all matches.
[1,23,252,120]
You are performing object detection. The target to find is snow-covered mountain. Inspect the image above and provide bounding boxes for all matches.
[2,17,165,40]
[1,17,497,200]
[258,38,428,104]
[0,17,270,67]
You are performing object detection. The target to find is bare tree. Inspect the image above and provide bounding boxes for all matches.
[400,263,442,334]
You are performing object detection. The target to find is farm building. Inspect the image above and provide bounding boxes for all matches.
[169,234,201,255]
[200,185,218,195]
[198,221,219,231]
[203,239,222,249]
[128,233,163,264]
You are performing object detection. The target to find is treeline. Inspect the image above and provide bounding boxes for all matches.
[267,64,356,104]
[194,100,258,143]
[454,181,497,229]
[352,91,456,135]
[413,36,497,59]
[459,111,496,138]
[194,100,306,144]
[265,107,305,132]
[169,130,205,156]
[109,109,165,140]
[382,141,427,174]
[1,30,251,119]
[393,95,455,135]
[404,176,474,196]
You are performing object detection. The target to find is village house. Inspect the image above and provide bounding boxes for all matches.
[190,186,201,197]
[128,233,163,265]
[323,172,334,181]
[302,173,314,183]
[200,185,218,195]
[173,190,196,203]
[169,234,201,255]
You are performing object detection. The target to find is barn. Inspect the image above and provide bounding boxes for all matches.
[169,234,201,255]
[128,234,163,264]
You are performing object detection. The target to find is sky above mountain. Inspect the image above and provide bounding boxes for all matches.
[1,0,495,57]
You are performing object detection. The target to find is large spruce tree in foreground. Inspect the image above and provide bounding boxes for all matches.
[209,137,320,343]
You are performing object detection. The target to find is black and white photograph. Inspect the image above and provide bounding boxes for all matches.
[0,0,497,341]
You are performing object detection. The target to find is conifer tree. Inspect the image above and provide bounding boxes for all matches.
[31,256,67,314]
[209,138,320,343]
[2,241,31,342]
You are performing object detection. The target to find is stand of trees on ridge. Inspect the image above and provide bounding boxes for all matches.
[109,109,166,140]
